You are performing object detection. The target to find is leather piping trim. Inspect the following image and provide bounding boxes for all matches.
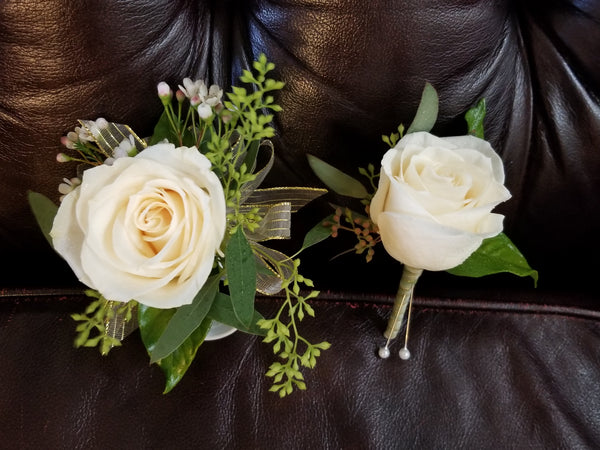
[2,288,599,322]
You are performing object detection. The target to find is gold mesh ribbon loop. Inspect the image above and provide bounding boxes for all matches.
[237,139,327,243]
[245,187,328,213]
[79,120,147,155]
[104,301,138,342]
[244,202,292,241]
[242,188,327,242]
[229,131,246,169]
[252,243,295,295]
[239,140,275,205]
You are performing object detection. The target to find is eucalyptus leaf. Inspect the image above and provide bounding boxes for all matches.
[226,228,256,329]
[208,292,266,336]
[147,274,220,363]
[465,98,486,139]
[307,154,369,199]
[405,82,439,134]
[138,305,212,393]
[447,233,538,286]
[27,191,58,247]
[295,215,334,256]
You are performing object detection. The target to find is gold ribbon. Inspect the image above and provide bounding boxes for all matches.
[241,188,326,242]
[244,201,292,241]
[236,140,326,290]
[238,139,276,205]
[252,243,295,295]
[104,301,138,342]
[79,120,147,156]
[244,186,328,213]
[238,140,327,242]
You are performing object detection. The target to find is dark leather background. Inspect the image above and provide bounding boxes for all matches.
[1,0,599,448]
[3,291,600,448]
[1,0,598,293]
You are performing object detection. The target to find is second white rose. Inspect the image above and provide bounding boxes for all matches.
[370,131,511,271]
[51,144,226,309]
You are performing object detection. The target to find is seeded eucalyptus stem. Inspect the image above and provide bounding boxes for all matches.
[384,265,423,340]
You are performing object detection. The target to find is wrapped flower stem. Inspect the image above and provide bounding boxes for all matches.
[384,265,423,341]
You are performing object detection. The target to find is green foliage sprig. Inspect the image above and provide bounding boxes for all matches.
[257,258,331,397]
[71,290,137,356]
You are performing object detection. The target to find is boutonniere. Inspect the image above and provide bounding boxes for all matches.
[306,83,537,359]
[28,55,329,396]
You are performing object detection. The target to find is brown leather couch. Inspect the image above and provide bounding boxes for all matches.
[2,1,599,448]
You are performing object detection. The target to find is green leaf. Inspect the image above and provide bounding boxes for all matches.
[242,138,260,171]
[148,111,177,145]
[465,98,486,139]
[294,215,334,256]
[406,82,439,134]
[307,154,369,199]
[447,233,538,286]
[208,292,266,336]
[198,125,214,155]
[27,191,58,247]
[226,228,256,329]
[138,305,212,393]
[147,274,220,363]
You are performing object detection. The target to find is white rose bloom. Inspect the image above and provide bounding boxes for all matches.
[51,144,226,309]
[370,131,511,271]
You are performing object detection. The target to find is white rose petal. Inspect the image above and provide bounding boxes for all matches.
[51,144,226,309]
[370,131,511,271]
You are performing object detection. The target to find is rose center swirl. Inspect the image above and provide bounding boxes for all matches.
[133,188,184,255]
